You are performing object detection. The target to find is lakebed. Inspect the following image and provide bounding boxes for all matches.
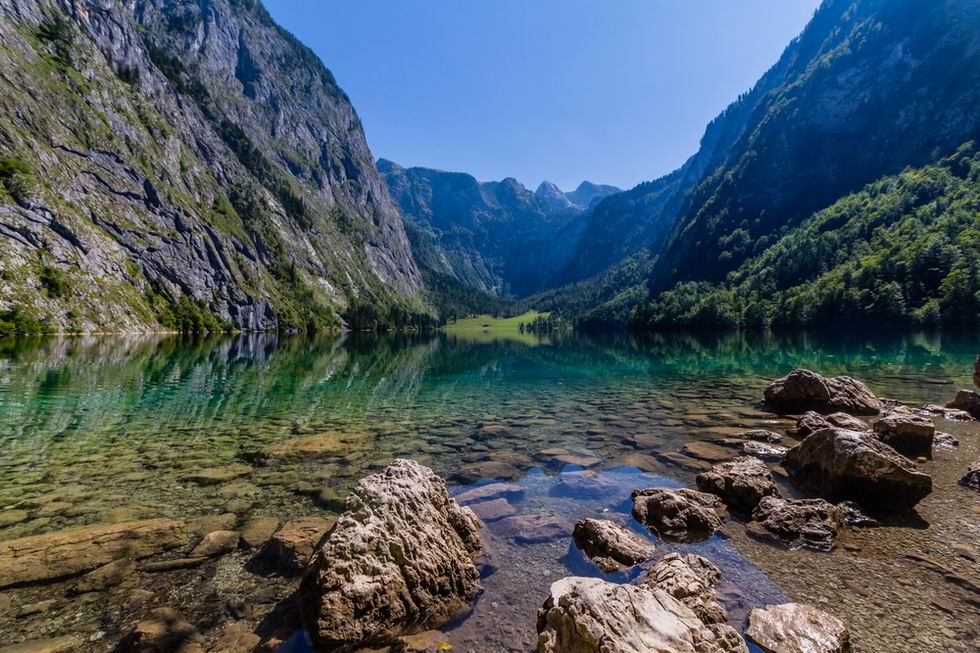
[0,330,977,652]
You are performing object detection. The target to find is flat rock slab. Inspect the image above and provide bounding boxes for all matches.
[180,465,252,485]
[552,470,620,498]
[657,451,712,473]
[454,482,525,505]
[469,498,517,522]
[747,603,850,653]
[0,636,83,653]
[0,519,185,589]
[239,517,280,549]
[266,431,362,458]
[493,514,573,544]
[682,441,735,463]
[189,530,239,558]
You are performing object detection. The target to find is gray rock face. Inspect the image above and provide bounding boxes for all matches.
[749,497,845,551]
[764,370,882,416]
[635,554,728,625]
[536,576,747,653]
[873,406,935,459]
[631,488,727,542]
[746,603,851,653]
[0,0,420,333]
[299,460,482,649]
[783,428,932,510]
[947,389,980,419]
[572,518,656,573]
[696,457,780,513]
[961,460,980,491]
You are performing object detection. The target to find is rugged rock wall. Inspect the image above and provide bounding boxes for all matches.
[0,0,422,332]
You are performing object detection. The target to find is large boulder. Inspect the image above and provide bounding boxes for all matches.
[746,603,851,653]
[0,519,185,589]
[299,460,482,649]
[961,460,980,491]
[696,457,780,513]
[764,369,882,415]
[947,389,980,419]
[572,518,656,573]
[783,429,932,510]
[631,488,727,542]
[872,406,935,459]
[748,497,845,552]
[536,576,747,653]
[635,554,728,624]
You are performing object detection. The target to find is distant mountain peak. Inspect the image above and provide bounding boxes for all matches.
[565,181,622,209]
[535,181,574,209]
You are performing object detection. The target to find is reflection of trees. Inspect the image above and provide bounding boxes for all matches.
[0,329,976,454]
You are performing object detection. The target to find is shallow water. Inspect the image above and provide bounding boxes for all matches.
[0,330,978,651]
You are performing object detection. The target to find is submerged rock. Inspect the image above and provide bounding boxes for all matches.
[764,369,882,415]
[189,530,239,558]
[746,603,851,653]
[248,516,335,577]
[873,406,935,459]
[733,429,784,443]
[636,553,728,624]
[299,460,482,649]
[493,513,573,544]
[469,497,517,522]
[454,482,524,505]
[572,518,656,573]
[536,576,747,653]
[71,558,136,595]
[0,519,185,589]
[748,496,845,551]
[961,460,980,491]
[783,428,932,510]
[631,488,727,542]
[114,607,204,653]
[0,637,83,653]
[696,457,780,513]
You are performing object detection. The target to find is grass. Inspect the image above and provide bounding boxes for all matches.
[444,310,550,332]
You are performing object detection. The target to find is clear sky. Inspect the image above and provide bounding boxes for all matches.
[262,0,821,191]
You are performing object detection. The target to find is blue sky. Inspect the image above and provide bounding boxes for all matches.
[263,0,821,191]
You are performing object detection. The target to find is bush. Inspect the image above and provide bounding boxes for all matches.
[39,265,70,298]
[0,306,51,335]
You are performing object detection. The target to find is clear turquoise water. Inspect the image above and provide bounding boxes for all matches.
[0,330,977,651]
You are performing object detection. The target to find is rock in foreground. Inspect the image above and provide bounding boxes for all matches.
[631,488,727,542]
[248,516,335,577]
[696,457,780,513]
[947,389,980,419]
[796,412,868,437]
[0,519,185,589]
[537,576,747,653]
[749,496,845,551]
[636,553,728,624]
[764,369,882,415]
[872,406,935,459]
[783,429,931,510]
[746,603,851,653]
[572,518,655,573]
[299,460,482,649]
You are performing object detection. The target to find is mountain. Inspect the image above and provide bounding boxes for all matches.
[534,181,574,210]
[0,0,425,333]
[634,143,980,328]
[648,0,980,294]
[379,160,588,298]
[565,181,621,209]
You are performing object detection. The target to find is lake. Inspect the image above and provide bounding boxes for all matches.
[0,330,978,652]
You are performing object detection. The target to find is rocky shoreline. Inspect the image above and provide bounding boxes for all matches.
[0,359,978,652]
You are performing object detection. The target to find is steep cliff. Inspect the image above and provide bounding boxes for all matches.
[0,0,423,333]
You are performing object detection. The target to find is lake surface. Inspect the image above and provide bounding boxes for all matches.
[0,330,978,652]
